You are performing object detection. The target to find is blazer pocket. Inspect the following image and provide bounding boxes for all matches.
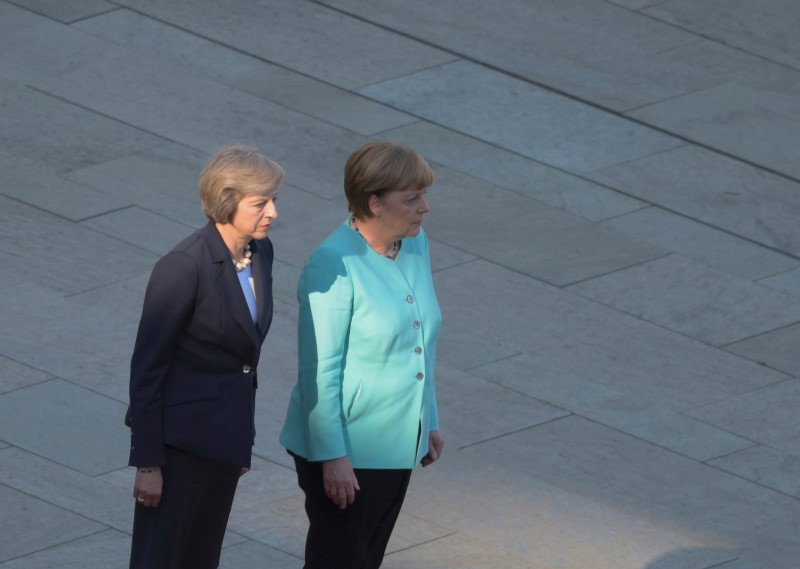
[345,377,374,421]
[162,371,220,407]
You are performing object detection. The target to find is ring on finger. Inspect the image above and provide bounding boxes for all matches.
[137,496,145,502]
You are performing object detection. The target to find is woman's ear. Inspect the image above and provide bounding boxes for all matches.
[368,193,382,217]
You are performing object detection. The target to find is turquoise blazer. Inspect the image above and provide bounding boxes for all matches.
[280,219,441,469]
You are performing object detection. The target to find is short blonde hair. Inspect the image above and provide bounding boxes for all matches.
[344,141,434,219]
[199,145,284,223]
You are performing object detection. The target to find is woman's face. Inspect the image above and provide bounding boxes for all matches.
[230,192,278,241]
[372,186,430,238]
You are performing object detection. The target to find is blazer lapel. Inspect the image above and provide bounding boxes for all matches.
[250,238,273,340]
[202,223,260,347]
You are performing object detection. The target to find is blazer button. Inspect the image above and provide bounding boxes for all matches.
[416,372,424,380]
[406,295,414,303]
[414,347,423,355]
[243,365,251,373]
[413,320,421,329]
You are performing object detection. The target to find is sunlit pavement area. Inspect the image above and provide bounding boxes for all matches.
[2,1,800,567]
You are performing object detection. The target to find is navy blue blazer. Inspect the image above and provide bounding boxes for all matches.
[125,222,273,468]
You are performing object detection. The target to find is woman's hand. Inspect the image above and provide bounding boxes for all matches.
[322,456,360,509]
[421,430,444,467]
[133,467,163,508]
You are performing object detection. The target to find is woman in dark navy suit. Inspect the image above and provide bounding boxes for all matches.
[125,145,283,569]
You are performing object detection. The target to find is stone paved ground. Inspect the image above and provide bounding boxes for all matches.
[1,1,800,568]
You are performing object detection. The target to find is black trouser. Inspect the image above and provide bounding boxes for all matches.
[291,453,412,569]
[129,446,241,569]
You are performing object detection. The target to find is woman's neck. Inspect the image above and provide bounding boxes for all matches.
[215,222,250,261]
[351,216,398,257]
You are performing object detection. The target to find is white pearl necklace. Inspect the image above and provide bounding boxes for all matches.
[234,244,252,272]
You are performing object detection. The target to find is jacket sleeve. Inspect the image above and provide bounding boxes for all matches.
[296,247,354,461]
[126,251,197,466]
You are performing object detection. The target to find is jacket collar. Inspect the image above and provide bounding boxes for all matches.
[200,222,261,346]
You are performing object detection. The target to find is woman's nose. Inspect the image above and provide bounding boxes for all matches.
[420,195,430,213]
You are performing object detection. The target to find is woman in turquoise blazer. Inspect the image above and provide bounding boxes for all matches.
[280,141,444,569]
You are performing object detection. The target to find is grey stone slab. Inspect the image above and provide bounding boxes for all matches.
[0,3,112,83]
[268,186,350,268]
[645,0,800,70]
[588,145,800,257]
[358,60,683,174]
[0,355,53,395]
[5,0,116,23]
[436,326,519,371]
[0,447,133,532]
[605,0,670,8]
[0,195,158,295]
[426,166,667,286]
[640,550,754,569]
[629,77,800,180]
[0,529,129,569]
[428,239,476,273]
[530,174,647,223]
[253,301,300,467]
[64,143,210,228]
[232,456,301,509]
[68,272,149,317]
[725,322,800,378]
[80,206,195,256]
[227,492,315,558]
[0,277,144,403]
[324,0,721,112]
[271,261,301,308]
[400,438,741,569]
[0,249,37,292]
[709,445,800,499]
[568,254,800,346]
[686,379,800,457]
[435,367,569,449]
[0,80,164,174]
[0,379,130,475]
[384,512,453,557]
[434,260,788,410]
[382,121,647,221]
[0,155,129,221]
[463,416,800,568]
[0,484,107,563]
[605,207,800,280]
[758,267,800,297]
[383,533,536,569]
[471,353,755,461]
[32,48,367,200]
[219,539,302,569]
[112,0,457,90]
[710,561,762,569]
[75,9,416,136]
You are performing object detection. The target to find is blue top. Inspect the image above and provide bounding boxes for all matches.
[237,265,257,324]
[279,219,441,469]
